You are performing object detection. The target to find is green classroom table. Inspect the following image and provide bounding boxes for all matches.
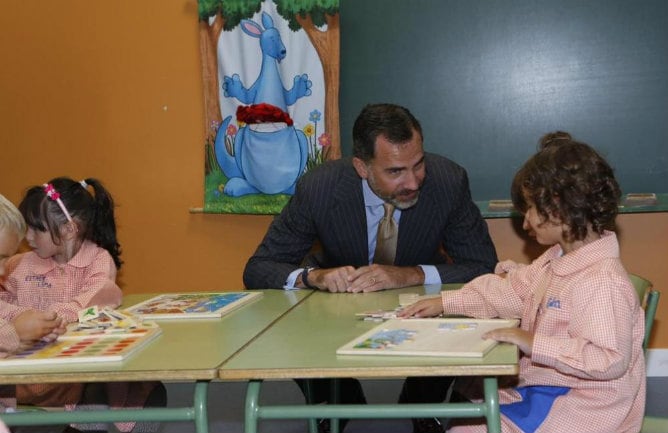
[0,290,311,433]
[218,285,520,433]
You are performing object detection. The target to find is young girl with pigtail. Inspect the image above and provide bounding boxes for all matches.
[4,177,123,334]
[0,177,164,432]
[0,193,65,356]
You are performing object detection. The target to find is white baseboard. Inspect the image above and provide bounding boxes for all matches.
[647,348,668,377]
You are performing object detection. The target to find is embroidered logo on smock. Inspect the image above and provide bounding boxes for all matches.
[546,297,561,309]
[24,274,52,289]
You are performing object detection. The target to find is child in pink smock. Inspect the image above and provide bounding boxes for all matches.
[0,178,164,432]
[0,193,65,433]
[400,133,645,433]
[0,193,65,357]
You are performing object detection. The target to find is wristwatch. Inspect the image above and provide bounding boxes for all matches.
[301,266,318,289]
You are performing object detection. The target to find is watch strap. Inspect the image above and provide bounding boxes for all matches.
[301,267,317,289]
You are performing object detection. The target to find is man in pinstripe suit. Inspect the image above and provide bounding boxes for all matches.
[244,103,498,433]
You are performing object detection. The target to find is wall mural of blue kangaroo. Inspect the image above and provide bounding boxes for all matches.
[214,11,312,197]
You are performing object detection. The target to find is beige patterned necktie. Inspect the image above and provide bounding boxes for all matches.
[373,203,398,265]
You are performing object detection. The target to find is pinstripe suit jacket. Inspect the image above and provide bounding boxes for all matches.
[243,153,498,289]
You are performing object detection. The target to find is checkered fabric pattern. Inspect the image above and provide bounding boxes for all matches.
[444,232,645,433]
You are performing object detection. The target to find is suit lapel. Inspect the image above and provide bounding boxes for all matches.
[395,173,440,264]
[329,163,369,265]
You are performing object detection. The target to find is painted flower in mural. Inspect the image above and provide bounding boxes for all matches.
[304,120,327,172]
[309,109,321,123]
[318,133,331,147]
[214,183,226,197]
[225,124,238,156]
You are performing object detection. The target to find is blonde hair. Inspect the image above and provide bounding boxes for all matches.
[0,194,27,241]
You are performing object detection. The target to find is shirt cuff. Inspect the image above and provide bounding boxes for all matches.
[420,265,441,285]
[283,268,303,290]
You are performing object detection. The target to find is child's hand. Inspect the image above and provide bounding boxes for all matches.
[397,298,444,318]
[41,316,67,342]
[483,327,534,355]
[12,310,65,342]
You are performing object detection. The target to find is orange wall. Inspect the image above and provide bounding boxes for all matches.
[1,1,665,348]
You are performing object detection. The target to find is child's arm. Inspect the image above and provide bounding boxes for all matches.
[494,259,526,274]
[398,297,444,318]
[0,256,33,321]
[440,270,527,319]
[483,327,534,355]
[399,264,533,319]
[12,310,65,342]
[45,249,123,323]
[0,297,30,322]
[0,319,21,358]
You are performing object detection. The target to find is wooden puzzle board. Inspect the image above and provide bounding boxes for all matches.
[337,318,519,358]
[124,291,263,319]
[0,326,162,367]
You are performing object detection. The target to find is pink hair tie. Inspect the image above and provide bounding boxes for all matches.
[43,183,73,222]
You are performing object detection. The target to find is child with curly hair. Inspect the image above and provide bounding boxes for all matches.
[400,134,644,433]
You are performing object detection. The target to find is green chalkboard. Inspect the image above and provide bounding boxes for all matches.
[339,0,668,201]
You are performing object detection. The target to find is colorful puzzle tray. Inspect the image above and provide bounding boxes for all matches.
[123,291,263,319]
[64,319,160,338]
[337,318,519,358]
[0,325,162,367]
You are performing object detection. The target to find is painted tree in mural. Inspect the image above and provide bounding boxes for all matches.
[198,0,340,177]
[277,0,340,160]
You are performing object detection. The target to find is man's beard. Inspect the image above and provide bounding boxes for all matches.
[390,191,420,210]
[367,175,420,210]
